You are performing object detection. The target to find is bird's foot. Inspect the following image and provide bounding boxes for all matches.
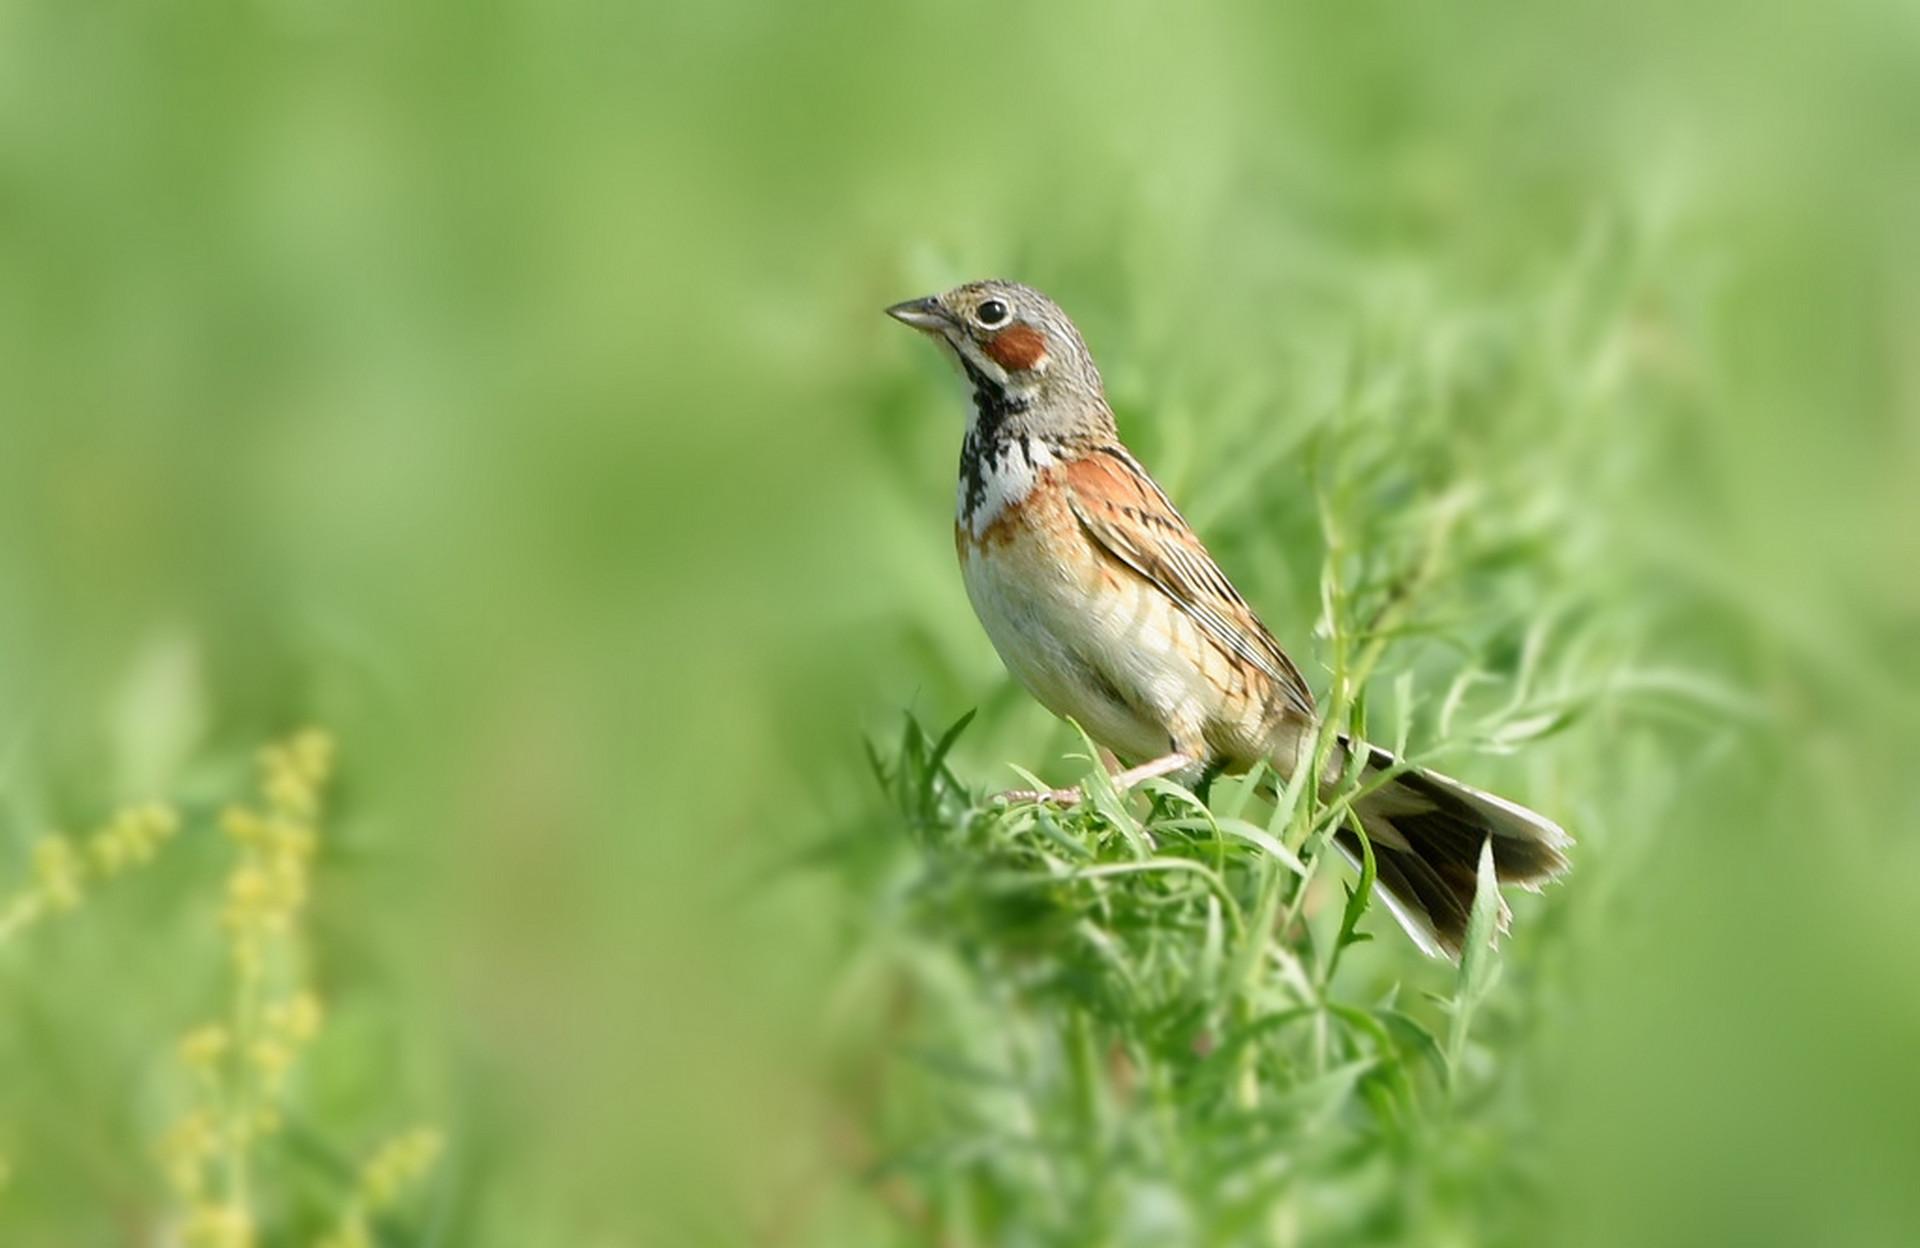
[989,753,1195,809]
[991,785,1085,808]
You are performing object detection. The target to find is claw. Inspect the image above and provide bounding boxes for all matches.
[988,752,1195,810]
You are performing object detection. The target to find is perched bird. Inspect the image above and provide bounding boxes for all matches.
[887,279,1570,958]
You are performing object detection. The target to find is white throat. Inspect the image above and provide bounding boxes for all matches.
[958,425,1057,537]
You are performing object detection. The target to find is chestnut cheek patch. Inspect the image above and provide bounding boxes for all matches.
[985,323,1049,372]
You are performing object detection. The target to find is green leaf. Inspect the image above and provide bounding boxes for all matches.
[1335,817,1377,951]
[1445,836,1503,1089]
[1031,806,1094,860]
[1200,894,1225,993]
[1068,720,1148,857]
[1249,1058,1378,1129]
[1374,1008,1450,1084]
[1460,835,1502,999]
[1265,727,1317,842]
[1004,761,1054,798]
[919,708,976,815]
[1217,817,1308,875]
[1391,670,1415,758]
[1215,759,1268,822]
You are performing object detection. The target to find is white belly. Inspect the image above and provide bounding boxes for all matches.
[959,538,1228,764]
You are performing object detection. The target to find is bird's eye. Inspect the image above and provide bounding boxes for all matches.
[975,299,1010,328]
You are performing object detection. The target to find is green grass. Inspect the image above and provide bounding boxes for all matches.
[825,300,1678,1242]
[853,711,1491,1245]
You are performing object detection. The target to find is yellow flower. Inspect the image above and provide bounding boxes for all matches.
[182,1200,253,1248]
[157,1109,221,1197]
[221,865,272,932]
[256,731,334,822]
[359,1127,443,1209]
[221,805,269,847]
[289,729,335,785]
[315,1214,373,1248]
[267,855,309,907]
[270,817,318,860]
[251,729,336,819]
[179,1025,231,1070]
[143,801,183,840]
[147,731,359,1242]
[249,1038,295,1092]
[31,837,85,911]
[89,828,129,874]
[80,801,181,878]
[266,775,313,819]
[266,991,324,1042]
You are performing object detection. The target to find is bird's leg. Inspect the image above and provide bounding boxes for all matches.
[991,752,1194,808]
[1109,752,1194,792]
[991,781,1087,806]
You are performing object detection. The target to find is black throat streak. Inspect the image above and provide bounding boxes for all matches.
[957,356,1034,525]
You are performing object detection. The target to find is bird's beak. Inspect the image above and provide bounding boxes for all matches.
[885,296,953,333]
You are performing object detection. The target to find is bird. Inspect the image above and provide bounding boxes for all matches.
[886,278,1570,958]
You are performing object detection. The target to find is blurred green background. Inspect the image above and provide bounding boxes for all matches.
[1,0,1916,1244]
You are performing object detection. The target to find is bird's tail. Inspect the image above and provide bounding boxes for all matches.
[1334,741,1571,959]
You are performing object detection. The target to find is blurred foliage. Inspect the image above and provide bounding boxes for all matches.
[0,0,1916,1244]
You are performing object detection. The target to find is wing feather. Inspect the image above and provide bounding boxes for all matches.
[1066,445,1315,719]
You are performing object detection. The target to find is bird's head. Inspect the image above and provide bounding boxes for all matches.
[887,279,1111,438]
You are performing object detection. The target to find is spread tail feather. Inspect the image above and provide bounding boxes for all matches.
[1333,742,1572,960]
